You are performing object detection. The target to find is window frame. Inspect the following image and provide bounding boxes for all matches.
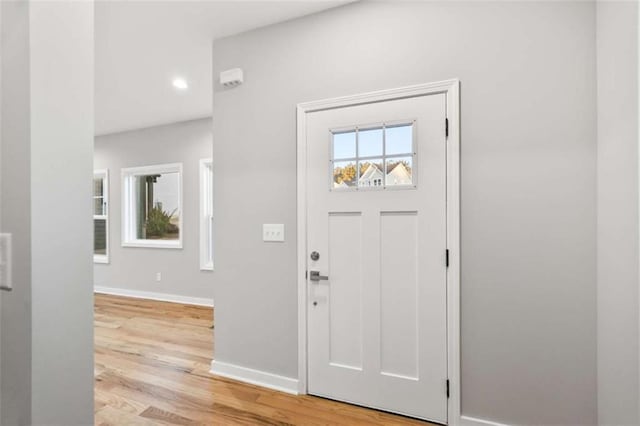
[93,169,110,264]
[199,158,214,271]
[329,119,417,191]
[121,162,184,249]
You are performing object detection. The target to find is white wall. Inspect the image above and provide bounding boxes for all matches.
[211,2,597,425]
[94,118,213,303]
[596,2,640,425]
[0,1,95,425]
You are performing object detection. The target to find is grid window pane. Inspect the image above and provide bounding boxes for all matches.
[358,159,384,188]
[386,124,413,155]
[333,131,356,160]
[93,176,106,216]
[358,127,383,157]
[93,178,104,197]
[94,197,105,216]
[94,218,107,256]
[386,157,413,186]
[333,160,358,188]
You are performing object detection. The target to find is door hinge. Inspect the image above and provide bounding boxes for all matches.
[446,379,450,398]
[445,249,450,268]
[445,118,449,138]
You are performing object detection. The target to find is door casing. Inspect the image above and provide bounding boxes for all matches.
[296,79,461,425]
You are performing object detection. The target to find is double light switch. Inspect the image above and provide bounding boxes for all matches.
[263,224,285,242]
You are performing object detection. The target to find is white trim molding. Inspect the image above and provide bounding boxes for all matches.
[460,416,512,426]
[296,80,461,425]
[210,360,299,395]
[94,286,213,307]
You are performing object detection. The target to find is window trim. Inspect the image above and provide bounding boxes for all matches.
[121,163,184,249]
[93,169,110,264]
[199,158,214,271]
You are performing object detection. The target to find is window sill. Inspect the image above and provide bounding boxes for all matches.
[94,256,109,264]
[122,240,183,249]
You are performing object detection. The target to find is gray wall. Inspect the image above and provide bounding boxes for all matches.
[1,1,32,424]
[94,118,213,301]
[596,2,639,425]
[0,1,95,425]
[29,1,95,424]
[212,2,597,425]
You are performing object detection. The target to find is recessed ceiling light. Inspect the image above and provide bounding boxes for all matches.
[172,78,188,90]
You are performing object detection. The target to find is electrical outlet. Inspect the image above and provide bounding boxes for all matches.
[156,272,162,282]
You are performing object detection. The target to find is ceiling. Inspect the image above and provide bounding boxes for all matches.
[95,1,353,136]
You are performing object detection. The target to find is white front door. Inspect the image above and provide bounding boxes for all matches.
[306,93,448,423]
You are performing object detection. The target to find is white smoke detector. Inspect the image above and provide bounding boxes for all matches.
[220,68,243,88]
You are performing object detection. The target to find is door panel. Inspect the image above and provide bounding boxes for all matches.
[380,211,419,380]
[306,94,448,423]
[328,212,363,370]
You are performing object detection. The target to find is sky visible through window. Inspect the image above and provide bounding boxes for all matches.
[332,124,412,159]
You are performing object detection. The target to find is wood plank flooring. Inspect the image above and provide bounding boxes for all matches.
[94,294,436,425]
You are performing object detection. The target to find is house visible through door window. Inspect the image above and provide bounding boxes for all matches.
[122,163,183,249]
[200,158,214,270]
[331,122,415,190]
[93,170,109,263]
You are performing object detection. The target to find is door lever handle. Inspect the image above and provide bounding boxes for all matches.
[309,271,329,282]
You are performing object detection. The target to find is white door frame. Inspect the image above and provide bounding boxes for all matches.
[296,79,461,425]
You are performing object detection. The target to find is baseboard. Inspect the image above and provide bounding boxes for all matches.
[94,286,214,307]
[210,360,299,395]
[460,415,511,426]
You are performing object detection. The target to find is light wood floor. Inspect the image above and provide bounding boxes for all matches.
[94,294,436,425]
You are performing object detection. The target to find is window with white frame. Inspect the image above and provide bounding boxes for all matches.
[122,163,183,249]
[331,121,416,190]
[200,159,214,270]
[93,170,109,263]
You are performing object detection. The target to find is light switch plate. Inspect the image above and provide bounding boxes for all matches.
[263,224,285,242]
[0,233,12,291]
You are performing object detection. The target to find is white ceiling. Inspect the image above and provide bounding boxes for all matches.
[95,1,353,136]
